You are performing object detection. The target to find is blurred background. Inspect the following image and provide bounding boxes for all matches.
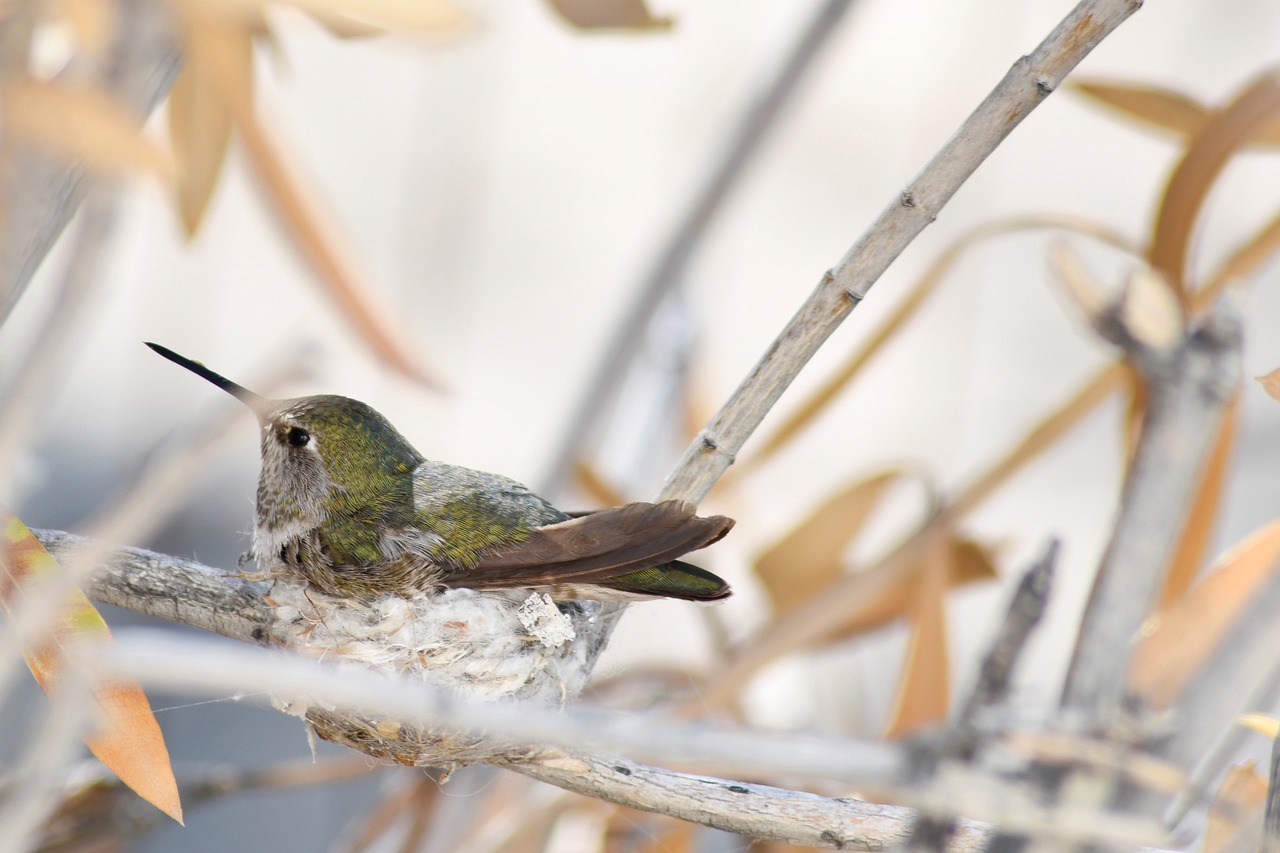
[3,0,1280,849]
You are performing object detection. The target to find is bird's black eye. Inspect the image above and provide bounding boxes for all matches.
[287,427,310,447]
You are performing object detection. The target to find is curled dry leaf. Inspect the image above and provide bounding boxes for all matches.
[1258,368,1280,403]
[546,0,672,30]
[1129,515,1280,709]
[5,78,172,179]
[1072,80,1210,139]
[0,509,182,824]
[1150,69,1280,292]
[1073,78,1280,148]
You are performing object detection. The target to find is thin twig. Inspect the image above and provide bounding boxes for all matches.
[960,539,1059,726]
[1061,299,1242,722]
[511,751,990,852]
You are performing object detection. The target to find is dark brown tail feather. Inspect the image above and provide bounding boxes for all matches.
[456,501,733,597]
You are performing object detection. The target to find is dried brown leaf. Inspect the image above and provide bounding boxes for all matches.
[1130,515,1280,708]
[1073,78,1280,149]
[1258,368,1280,403]
[5,78,172,178]
[1250,112,1280,146]
[1,510,182,824]
[546,0,671,30]
[884,530,951,738]
[755,469,920,617]
[169,13,253,236]
[1150,70,1280,293]
[950,536,1000,582]
[1072,80,1209,139]
[1203,762,1267,853]
[1160,396,1239,606]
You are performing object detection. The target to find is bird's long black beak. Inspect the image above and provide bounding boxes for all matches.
[145,342,271,416]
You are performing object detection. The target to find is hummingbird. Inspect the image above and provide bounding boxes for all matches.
[146,343,733,604]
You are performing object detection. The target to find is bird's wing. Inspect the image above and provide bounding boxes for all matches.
[451,500,733,590]
[409,461,566,565]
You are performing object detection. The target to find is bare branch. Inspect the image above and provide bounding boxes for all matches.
[656,0,1143,507]
[1062,299,1242,722]
[42,529,273,643]
[508,752,991,852]
[960,539,1059,726]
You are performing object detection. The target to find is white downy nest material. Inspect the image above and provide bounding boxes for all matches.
[265,581,597,768]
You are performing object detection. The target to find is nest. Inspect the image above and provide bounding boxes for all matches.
[263,581,600,768]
